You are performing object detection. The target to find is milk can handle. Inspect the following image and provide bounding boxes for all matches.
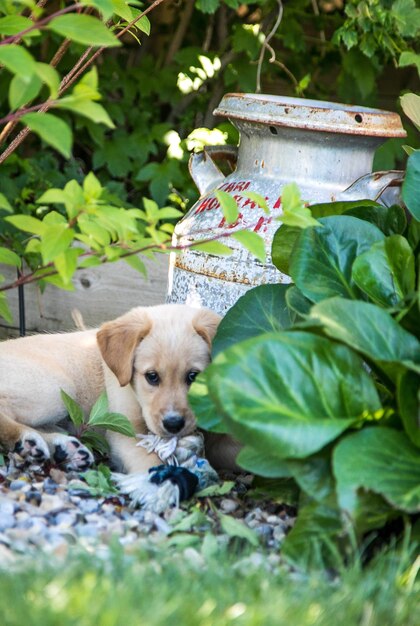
[189,145,238,196]
[336,170,404,203]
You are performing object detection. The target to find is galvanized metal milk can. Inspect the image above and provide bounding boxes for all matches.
[167,94,406,315]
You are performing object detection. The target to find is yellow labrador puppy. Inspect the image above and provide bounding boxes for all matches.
[0,304,236,473]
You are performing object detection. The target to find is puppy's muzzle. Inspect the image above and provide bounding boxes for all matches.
[162,413,185,434]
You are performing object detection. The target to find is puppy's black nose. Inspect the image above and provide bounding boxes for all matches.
[163,414,185,434]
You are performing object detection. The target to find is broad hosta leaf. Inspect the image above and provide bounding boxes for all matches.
[0,44,37,79]
[309,199,381,218]
[402,150,420,220]
[212,284,294,356]
[290,216,384,302]
[286,455,335,503]
[47,15,121,47]
[285,286,312,318]
[344,204,407,236]
[282,501,344,568]
[231,230,266,263]
[207,331,381,460]
[0,247,21,268]
[352,235,415,307]
[309,298,420,381]
[21,113,72,158]
[333,427,420,515]
[60,389,84,427]
[215,190,239,224]
[189,372,227,433]
[271,224,300,275]
[397,371,420,448]
[236,446,291,478]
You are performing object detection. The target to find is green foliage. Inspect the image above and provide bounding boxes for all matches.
[0,542,419,626]
[61,389,135,458]
[190,175,420,566]
[78,464,119,497]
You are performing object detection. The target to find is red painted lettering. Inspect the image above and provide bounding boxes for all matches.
[273,196,282,210]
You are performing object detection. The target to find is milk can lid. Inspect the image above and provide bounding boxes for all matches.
[214,94,407,138]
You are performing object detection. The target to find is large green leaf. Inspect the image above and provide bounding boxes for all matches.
[88,411,136,437]
[309,297,420,381]
[290,216,384,302]
[60,390,84,427]
[282,501,344,569]
[47,14,121,47]
[188,372,227,434]
[271,224,300,275]
[0,247,21,268]
[286,455,335,503]
[344,204,407,236]
[236,446,291,477]
[352,235,416,307]
[0,293,12,324]
[0,44,37,79]
[402,150,420,220]
[333,427,420,515]
[40,225,74,264]
[309,199,382,218]
[56,97,115,129]
[212,284,295,357]
[397,371,420,448]
[9,73,42,110]
[207,331,381,460]
[21,113,72,158]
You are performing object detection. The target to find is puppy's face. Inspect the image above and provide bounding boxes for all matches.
[97,305,220,437]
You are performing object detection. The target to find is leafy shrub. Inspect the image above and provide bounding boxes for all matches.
[189,102,420,568]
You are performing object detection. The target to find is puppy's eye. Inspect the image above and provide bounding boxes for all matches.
[186,370,199,385]
[145,371,160,386]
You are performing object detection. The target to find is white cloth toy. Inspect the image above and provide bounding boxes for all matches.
[113,432,219,514]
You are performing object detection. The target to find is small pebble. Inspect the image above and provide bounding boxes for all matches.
[0,452,296,560]
[0,513,15,531]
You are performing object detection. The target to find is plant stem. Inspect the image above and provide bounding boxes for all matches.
[0,226,245,293]
[0,0,170,165]
[0,4,81,46]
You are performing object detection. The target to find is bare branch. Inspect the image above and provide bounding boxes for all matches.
[256,0,284,94]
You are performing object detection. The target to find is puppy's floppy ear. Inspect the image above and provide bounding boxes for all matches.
[193,308,221,347]
[97,311,152,386]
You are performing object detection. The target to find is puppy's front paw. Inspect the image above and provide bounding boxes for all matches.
[13,432,50,464]
[53,436,94,471]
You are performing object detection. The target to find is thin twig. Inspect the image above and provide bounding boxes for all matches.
[164,0,195,66]
[256,0,284,93]
[0,225,243,293]
[0,4,80,45]
[0,0,169,165]
[311,0,326,57]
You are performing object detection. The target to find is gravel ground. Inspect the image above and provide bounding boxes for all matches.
[0,452,297,564]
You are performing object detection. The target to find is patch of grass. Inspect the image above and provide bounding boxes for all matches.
[0,541,418,626]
